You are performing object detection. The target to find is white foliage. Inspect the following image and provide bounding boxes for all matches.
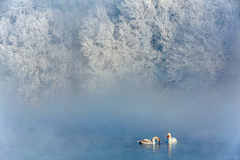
[79,6,125,93]
[79,2,163,93]
[78,0,237,92]
[156,0,236,89]
[0,0,238,102]
[118,0,163,83]
[0,0,71,103]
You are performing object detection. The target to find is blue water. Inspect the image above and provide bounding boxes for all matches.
[76,136,239,160]
[0,127,239,160]
[1,96,239,159]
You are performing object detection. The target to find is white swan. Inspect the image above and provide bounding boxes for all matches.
[166,133,177,143]
[137,136,160,145]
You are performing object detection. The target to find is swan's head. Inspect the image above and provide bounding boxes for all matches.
[154,136,160,144]
[167,133,171,139]
[153,136,160,142]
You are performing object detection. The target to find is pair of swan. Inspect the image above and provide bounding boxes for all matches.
[137,133,177,145]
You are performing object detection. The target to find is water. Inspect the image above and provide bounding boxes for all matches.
[0,126,239,160]
[0,94,239,159]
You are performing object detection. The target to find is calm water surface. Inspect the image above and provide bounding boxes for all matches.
[78,136,240,160]
[1,128,239,160]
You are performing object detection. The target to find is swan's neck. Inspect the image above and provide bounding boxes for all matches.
[152,137,157,144]
[169,136,172,142]
[169,135,172,140]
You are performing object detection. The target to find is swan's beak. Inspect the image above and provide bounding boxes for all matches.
[167,136,169,139]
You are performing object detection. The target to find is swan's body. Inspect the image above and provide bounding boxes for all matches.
[166,133,177,143]
[137,136,160,145]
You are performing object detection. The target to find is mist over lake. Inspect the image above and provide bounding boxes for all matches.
[0,0,240,159]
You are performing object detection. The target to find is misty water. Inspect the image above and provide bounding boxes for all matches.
[1,92,240,159]
[1,131,239,160]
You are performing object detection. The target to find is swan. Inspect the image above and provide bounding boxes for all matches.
[137,136,160,145]
[166,133,177,143]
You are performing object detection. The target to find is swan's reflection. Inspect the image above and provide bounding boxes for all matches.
[168,142,177,158]
[140,144,160,152]
[167,143,172,158]
[153,144,160,152]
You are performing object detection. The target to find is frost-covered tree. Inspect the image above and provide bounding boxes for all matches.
[79,2,163,93]
[117,0,237,90]
[78,0,237,93]
[79,6,130,93]
[0,0,71,102]
[117,0,163,85]
[155,0,236,89]
[0,0,238,102]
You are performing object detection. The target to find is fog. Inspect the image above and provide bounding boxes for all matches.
[0,0,240,158]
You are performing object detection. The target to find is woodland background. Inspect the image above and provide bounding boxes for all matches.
[0,0,239,103]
